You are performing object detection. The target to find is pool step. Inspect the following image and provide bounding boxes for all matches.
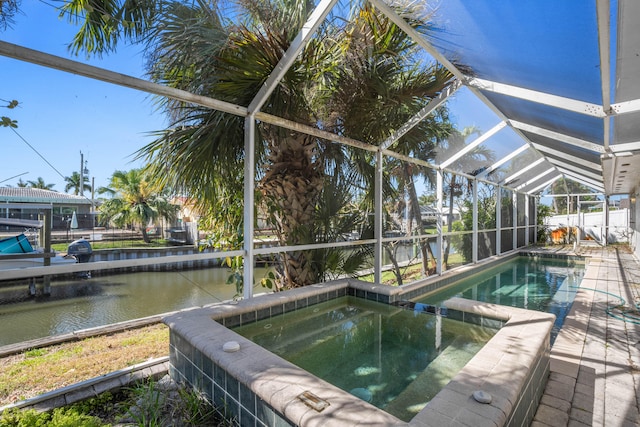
[391,300,448,316]
[383,337,484,421]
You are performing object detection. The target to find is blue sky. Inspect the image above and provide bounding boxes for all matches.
[1,1,167,192]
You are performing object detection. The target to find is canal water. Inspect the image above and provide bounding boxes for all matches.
[0,267,270,346]
[0,244,422,347]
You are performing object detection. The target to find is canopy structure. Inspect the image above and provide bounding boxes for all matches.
[406,0,637,196]
[1,1,634,197]
[2,0,638,287]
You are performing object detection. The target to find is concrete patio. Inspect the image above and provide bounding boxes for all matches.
[532,245,640,427]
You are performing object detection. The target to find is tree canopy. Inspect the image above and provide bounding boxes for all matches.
[63,0,457,289]
[0,0,19,31]
[26,177,56,190]
[98,169,178,243]
[64,171,91,195]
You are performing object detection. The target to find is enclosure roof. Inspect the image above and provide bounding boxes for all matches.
[414,0,639,196]
[0,1,635,197]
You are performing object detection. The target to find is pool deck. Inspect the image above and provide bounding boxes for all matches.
[531,244,640,427]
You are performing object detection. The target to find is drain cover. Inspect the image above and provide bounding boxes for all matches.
[223,341,240,352]
[473,390,492,404]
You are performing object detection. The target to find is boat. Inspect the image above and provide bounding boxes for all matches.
[0,232,77,270]
[0,233,35,254]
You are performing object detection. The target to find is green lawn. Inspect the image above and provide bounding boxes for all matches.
[359,252,465,285]
[51,239,178,252]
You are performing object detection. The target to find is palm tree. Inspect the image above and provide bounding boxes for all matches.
[437,126,495,267]
[27,177,56,190]
[64,171,91,195]
[0,1,19,30]
[320,5,455,283]
[549,177,596,214]
[63,0,456,289]
[99,169,179,243]
[1,98,18,128]
[133,0,325,288]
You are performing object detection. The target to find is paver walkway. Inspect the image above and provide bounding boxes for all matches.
[532,245,640,427]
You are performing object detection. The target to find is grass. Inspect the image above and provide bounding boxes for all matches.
[51,239,179,251]
[359,252,466,285]
[0,324,241,425]
[0,324,169,406]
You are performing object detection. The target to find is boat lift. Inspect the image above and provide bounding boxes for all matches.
[0,204,55,295]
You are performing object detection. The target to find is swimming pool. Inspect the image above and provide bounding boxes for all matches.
[233,296,497,421]
[165,276,555,426]
[416,256,585,341]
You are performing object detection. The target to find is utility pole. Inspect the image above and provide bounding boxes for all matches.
[91,176,95,228]
[80,151,89,198]
[80,151,84,197]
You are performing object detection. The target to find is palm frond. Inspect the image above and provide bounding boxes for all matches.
[61,0,160,56]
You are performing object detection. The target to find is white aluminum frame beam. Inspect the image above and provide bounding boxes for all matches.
[247,0,338,113]
[556,168,605,191]
[524,195,530,244]
[440,121,507,169]
[255,111,377,153]
[495,187,501,255]
[516,168,556,191]
[560,176,605,194]
[527,174,562,194]
[542,192,604,198]
[469,78,606,118]
[472,180,478,263]
[476,144,529,179]
[374,151,383,284]
[578,200,606,205]
[510,120,605,153]
[501,158,546,185]
[0,41,248,117]
[436,170,444,274]
[546,159,604,182]
[243,116,256,299]
[512,191,518,251]
[556,167,604,190]
[596,0,611,150]
[531,143,602,170]
[609,141,640,153]
[381,79,462,150]
[370,0,468,82]
[610,98,640,115]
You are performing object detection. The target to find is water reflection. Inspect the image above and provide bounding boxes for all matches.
[0,267,270,346]
[418,258,585,342]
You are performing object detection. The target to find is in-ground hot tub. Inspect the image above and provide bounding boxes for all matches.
[164,274,554,426]
[233,296,498,422]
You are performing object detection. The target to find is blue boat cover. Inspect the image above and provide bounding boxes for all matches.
[0,234,35,254]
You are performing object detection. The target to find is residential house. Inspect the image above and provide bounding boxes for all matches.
[0,187,94,231]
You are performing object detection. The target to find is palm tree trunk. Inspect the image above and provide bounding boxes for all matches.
[141,227,150,244]
[384,243,403,286]
[259,130,324,289]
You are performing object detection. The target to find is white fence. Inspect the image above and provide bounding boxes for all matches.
[546,208,630,244]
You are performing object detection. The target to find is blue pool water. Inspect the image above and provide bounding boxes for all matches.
[233,296,498,421]
[417,257,585,341]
